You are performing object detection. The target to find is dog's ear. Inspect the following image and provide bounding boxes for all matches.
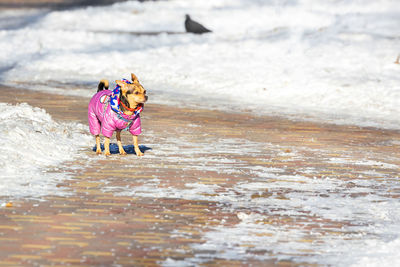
[131,73,139,83]
[116,80,127,92]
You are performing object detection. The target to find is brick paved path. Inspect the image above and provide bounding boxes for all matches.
[1,86,400,266]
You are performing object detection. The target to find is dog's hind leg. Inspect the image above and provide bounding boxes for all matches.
[104,137,111,156]
[95,135,102,155]
[116,130,127,155]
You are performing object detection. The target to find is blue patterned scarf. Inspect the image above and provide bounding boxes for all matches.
[110,78,143,117]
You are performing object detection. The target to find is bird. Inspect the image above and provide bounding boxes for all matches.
[184,14,212,34]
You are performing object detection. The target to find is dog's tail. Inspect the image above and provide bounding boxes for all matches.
[97,79,109,92]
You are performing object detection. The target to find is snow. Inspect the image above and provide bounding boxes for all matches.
[0,0,399,129]
[0,103,92,199]
[352,238,400,267]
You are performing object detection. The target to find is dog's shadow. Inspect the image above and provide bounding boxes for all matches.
[92,144,152,155]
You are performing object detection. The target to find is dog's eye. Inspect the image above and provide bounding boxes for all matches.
[135,91,139,95]
[144,90,146,94]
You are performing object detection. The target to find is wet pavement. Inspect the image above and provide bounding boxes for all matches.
[1,86,400,266]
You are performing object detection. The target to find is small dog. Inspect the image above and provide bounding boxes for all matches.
[88,73,148,156]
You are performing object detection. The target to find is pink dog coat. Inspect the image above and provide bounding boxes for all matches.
[88,90,142,138]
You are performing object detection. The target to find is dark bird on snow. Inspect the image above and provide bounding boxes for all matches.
[185,14,212,34]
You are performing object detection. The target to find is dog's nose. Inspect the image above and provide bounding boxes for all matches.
[145,96,148,101]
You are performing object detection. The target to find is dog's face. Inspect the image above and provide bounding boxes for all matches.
[116,73,148,111]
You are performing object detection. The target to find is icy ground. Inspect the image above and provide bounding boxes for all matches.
[93,126,400,266]
[0,0,399,129]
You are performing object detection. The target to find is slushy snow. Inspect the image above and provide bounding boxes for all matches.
[103,134,400,267]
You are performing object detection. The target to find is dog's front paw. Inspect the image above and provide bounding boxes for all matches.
[104,151,111,156]
[96,149,102,155]
[119,150,127,156]
[135,149,144,157]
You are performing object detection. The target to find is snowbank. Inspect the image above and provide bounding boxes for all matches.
[0,103,92,198]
